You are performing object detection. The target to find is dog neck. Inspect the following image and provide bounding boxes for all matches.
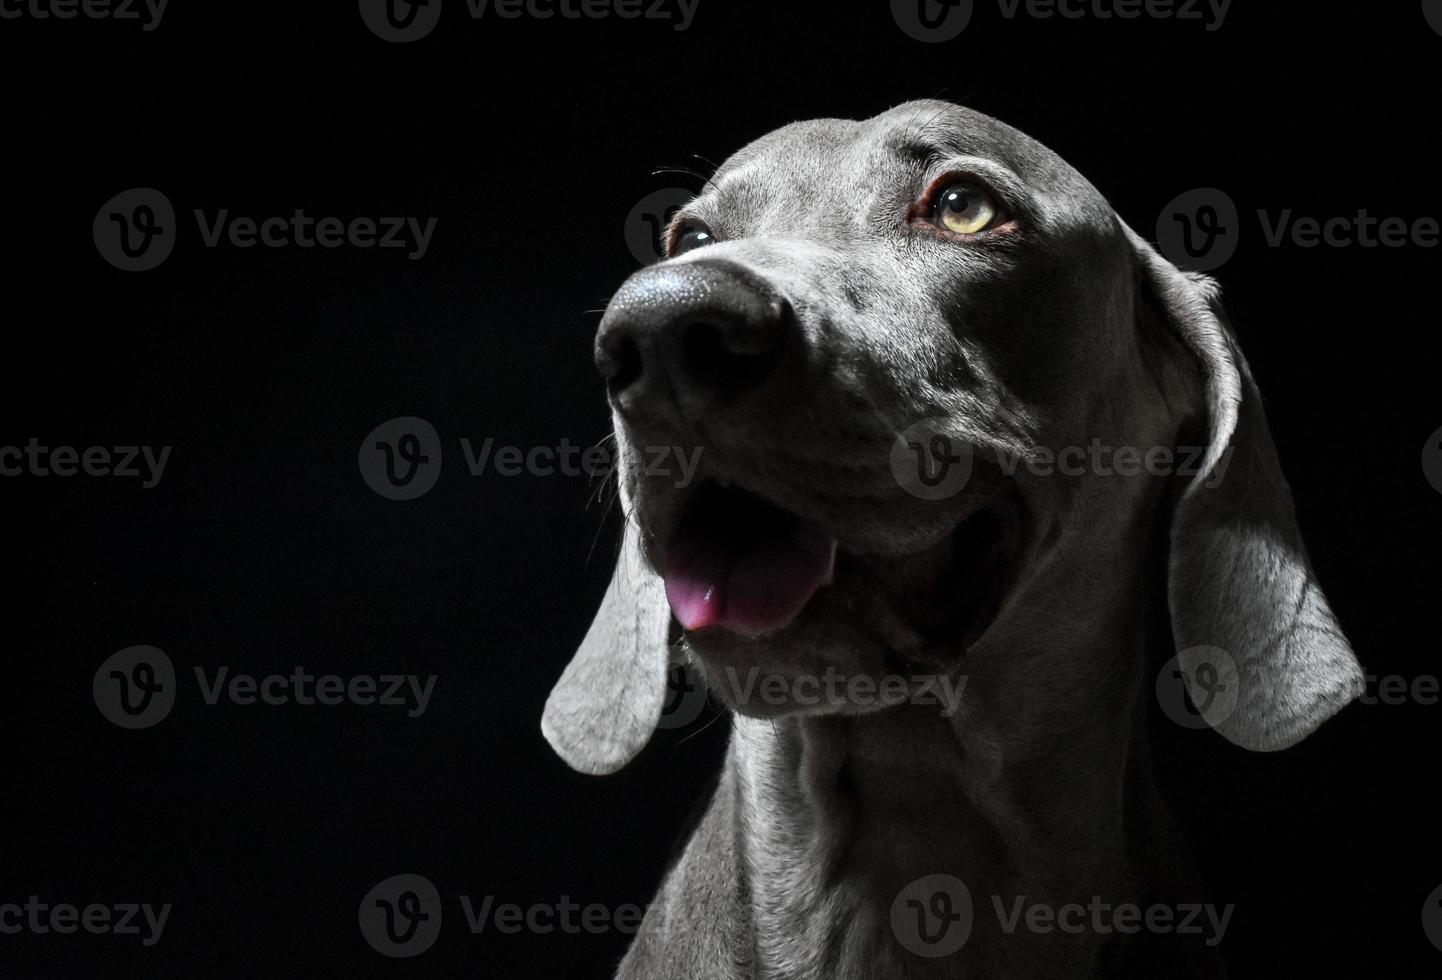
[725,510,1180,977]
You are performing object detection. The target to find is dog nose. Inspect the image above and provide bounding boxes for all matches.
[595,260,792,418]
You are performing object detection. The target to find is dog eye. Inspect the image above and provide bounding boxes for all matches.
[931,181,1006,236]
[673,222,717,256]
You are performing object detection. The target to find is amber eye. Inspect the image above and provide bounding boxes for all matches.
[930,181,1006,235]
[673,222,717,256]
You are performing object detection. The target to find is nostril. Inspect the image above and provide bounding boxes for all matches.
[595,264,793,416]
[681,316,785,394]
[598,334,644,395]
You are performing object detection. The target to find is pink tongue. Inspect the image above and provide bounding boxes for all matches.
[665,515,833,638]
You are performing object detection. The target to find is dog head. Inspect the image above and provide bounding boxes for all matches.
[543,100,1363,774]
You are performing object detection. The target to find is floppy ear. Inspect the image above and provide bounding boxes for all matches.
[1126,223,1364,751]
[542,517,674,775]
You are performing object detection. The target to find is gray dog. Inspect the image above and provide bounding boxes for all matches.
[543,100,1363,978]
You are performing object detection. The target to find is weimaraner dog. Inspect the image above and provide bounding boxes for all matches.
[543,100,1363,978]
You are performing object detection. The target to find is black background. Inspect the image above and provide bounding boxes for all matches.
[2,0,1440,976]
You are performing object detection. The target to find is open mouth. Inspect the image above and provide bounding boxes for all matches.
[661,480,1018,647]
[663,481,837,638]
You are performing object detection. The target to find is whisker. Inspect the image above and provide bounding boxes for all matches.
[675,706,726,747]
[653,165,722,197]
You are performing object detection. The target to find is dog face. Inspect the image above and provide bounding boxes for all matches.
[543,101,1362,773]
